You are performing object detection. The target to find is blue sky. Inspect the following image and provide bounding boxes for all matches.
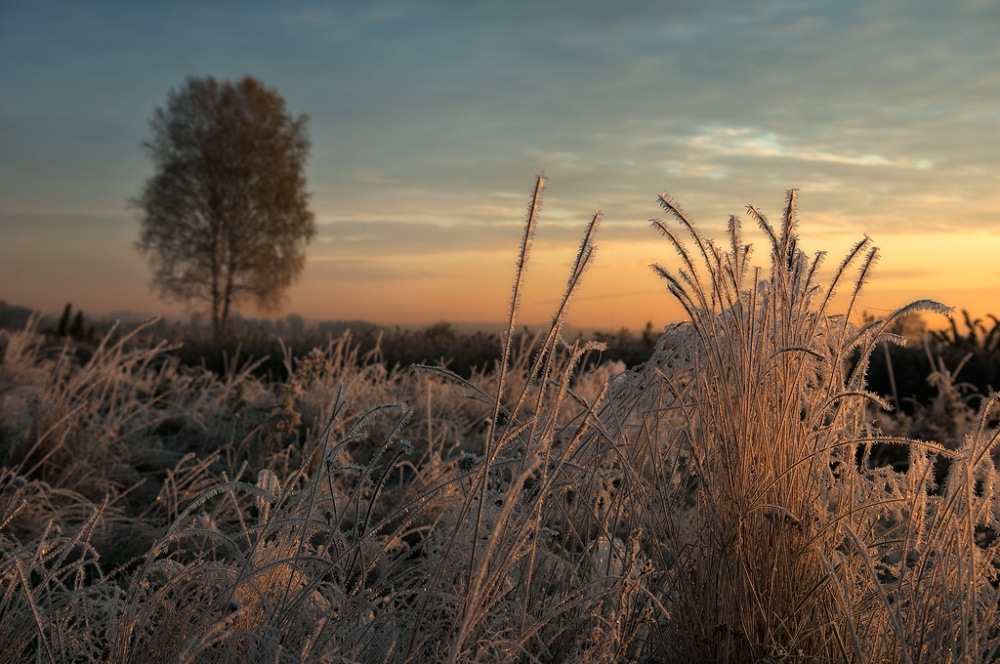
[2,0,998,329]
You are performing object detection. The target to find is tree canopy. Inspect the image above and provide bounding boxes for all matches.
[133,76,315,337]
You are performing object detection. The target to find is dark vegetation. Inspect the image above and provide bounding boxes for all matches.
[866,312,1000,415]
[6,297,998,417]
[162,321,660,382]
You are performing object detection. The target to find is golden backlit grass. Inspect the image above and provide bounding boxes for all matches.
[1,178,998,662]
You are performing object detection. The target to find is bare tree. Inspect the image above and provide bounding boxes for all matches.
[133,76,315,337]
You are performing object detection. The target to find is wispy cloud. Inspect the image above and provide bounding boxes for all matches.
[684,126,934,170]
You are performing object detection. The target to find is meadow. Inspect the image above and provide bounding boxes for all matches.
[2,179,999,663]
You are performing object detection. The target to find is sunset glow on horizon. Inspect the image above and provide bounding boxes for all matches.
[2,1,998,332]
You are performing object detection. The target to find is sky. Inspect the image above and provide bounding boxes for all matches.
[1,0,999,332]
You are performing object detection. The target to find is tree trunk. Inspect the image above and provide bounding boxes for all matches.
[211,288,222,338]
[219,256,237,338]
[211,218,224,338]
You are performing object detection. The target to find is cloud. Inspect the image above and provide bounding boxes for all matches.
[683,127,934,170]
[304,255,447,282]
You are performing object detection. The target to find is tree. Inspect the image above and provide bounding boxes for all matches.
[133,76,315,337]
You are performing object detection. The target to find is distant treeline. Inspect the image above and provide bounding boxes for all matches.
[165,321,662,382]
[6,298,1000,411]
[168,313,1000,418]
[0,299,661,380]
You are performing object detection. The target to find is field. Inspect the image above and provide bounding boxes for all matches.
[2,183,999,663]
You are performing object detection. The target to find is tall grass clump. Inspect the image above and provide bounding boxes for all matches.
[594,190,1000,661]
